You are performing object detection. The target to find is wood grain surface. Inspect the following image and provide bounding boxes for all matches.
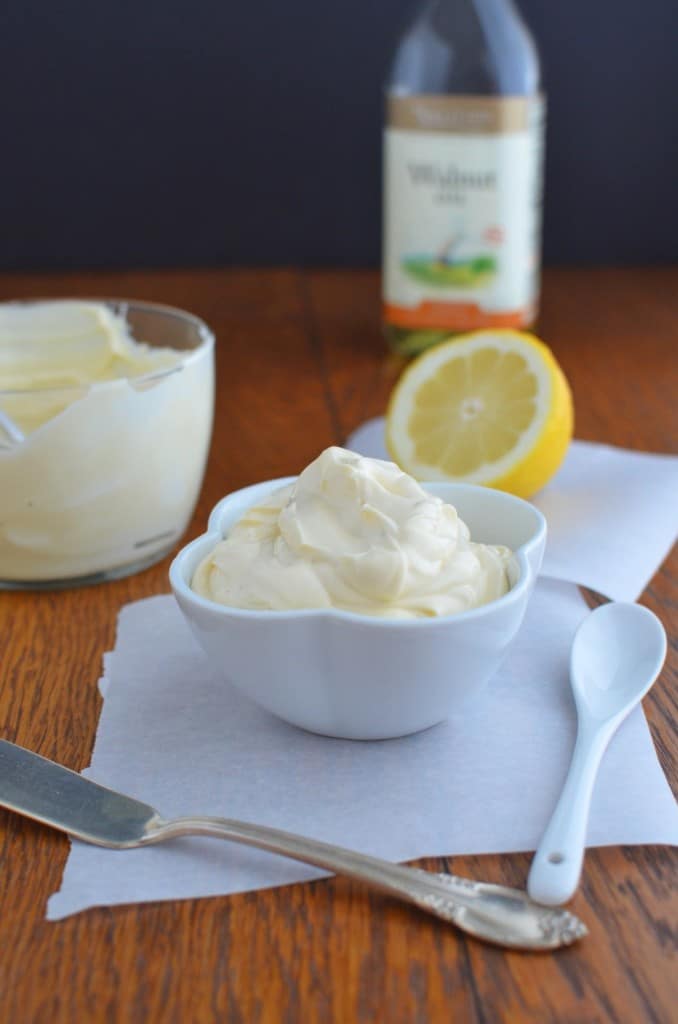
[0,268,676,1024]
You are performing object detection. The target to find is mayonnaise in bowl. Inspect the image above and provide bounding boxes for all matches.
[172,460,546,738]
[192,447,512,619]
[0,299,214,587]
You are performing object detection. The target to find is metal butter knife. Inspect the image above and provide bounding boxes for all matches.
[0,739,586,950]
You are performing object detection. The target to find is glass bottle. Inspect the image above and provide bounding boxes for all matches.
[382,0,544,355]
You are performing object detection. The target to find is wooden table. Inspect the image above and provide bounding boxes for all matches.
[0,268,676,1023]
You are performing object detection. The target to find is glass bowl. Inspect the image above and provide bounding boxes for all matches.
[0,299,214,588]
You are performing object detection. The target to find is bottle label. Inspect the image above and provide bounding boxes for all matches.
[383,95,544,331]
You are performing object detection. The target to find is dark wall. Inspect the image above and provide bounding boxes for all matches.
[1,0,675,271]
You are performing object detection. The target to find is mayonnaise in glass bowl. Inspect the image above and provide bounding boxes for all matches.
[0,299,214,588]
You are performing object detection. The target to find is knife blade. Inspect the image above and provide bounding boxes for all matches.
[0,739,159,846]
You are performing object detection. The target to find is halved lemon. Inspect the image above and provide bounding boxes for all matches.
[385,330,574,498]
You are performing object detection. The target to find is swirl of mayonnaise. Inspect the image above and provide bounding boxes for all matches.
[0,301,182,434]
[192,447,512,619]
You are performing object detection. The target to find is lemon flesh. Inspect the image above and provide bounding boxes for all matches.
[386,330,574,498]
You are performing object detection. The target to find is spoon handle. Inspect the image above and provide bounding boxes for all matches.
[0,408,25,445]
[527,724,610,906]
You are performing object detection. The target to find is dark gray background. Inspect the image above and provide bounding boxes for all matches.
[1,0,675,271]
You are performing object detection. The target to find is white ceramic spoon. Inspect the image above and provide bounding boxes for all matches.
[527,601,667,906]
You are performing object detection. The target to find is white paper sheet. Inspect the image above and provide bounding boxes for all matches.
[47,582,678,919]
[346,418,678,601]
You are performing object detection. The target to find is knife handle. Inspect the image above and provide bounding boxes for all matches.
[141,815,585,950]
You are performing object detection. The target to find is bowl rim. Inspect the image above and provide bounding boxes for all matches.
[0,297,215,398]
[170,477,547,629]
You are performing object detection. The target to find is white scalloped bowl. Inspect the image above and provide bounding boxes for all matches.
[170,478,546,740]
